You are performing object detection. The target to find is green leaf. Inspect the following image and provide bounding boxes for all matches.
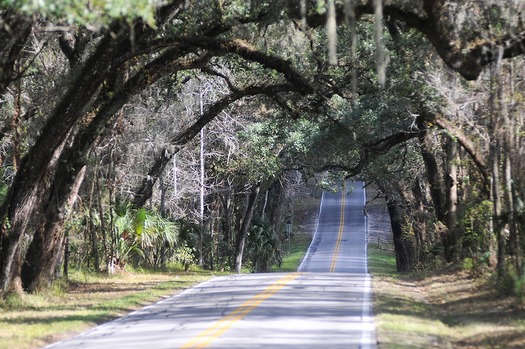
[133,208,147,236]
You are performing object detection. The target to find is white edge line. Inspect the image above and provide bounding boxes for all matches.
[360,274,376,348]
[360,181,377,348]
[364,182,368,274]
[297,190,325,272]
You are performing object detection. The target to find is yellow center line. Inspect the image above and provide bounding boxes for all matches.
[330,186,346,272]
[180,272,301,349]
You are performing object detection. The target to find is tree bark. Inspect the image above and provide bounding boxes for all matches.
[264,178,285,233]
[385,197,414,272]
[0,24,131,296]
[489,59,507,279]
[444,138,458,262]
[0,0,192,295]
[491,140,506,278]
[411,178,431,264]
[15,39,205,293]
[220,189,234,267]
[0,10,32,96]
[417,119,446,223]
[21,166,86,292]
[234,185,260,273]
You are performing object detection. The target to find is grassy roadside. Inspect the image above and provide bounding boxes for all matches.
[0,266,222,349]
[1,194,320,349]
[272,194,319,273]
[272,232,312,272]
[368,245,525,349]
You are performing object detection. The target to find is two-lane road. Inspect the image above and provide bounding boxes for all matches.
[46,180,377,349]
[299,181,368,274]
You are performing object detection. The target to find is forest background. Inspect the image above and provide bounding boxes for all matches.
[0,0,525,324]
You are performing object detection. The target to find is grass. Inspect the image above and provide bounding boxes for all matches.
[368,244,397,277]
[0,265,223,349]
[1,194,320,349]
[272,194,319,272]
[369,245,525,349]
[272,232,312,272]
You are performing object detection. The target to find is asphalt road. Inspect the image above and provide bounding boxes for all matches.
[45,180,377,349]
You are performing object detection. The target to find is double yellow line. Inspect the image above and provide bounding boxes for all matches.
[180,272,301,349]
[329,186,346,272]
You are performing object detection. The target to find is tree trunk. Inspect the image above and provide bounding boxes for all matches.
[19,82,127,291]
[21,166,87,291]
[504,62,522,277]
[385,197,414,272]
[417,118,446,222]
[491,140,506,278]
[17,27,198,292]
[504,148,521,275]
[412,178,430,264]
[0,240,23,295]
[265,179,285,233]
[220,189,233,267]
[0,4,191,295]
[0,10,32,96]
[234,185,260,273]
[0,25,132,297]
[444,138,458,262]
[0,147,62,296]
[160,175,167,217]
[198,122,205,266]
[63,232,70,279]
[489,57,507,279]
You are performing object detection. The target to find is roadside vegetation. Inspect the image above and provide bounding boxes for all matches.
[0,190,317,349]
[0,265,221,349]
[272,194,320,272]
[369,244,525,349]
[2,3,525,347]
[273,232,312,272]
[366,186,525,349]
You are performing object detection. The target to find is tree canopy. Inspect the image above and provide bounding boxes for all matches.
[1,0,525,297]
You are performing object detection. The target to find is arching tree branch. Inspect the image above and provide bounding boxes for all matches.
[185,38,315,94]
[320,129,422,175]
[286,0,525,80]
[133,83,298,207]
[432,116,490,189]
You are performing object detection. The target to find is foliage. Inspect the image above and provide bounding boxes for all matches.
[2,0,525,299]
[458,200,494,254]
[272,232,312,272]
[497,264,525,304]
[246,215,282,272]
[220,121,283,185]
[113,206,179,269]
[3,0,161,27]
[65,201,182,273]
[173,243,196,272]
